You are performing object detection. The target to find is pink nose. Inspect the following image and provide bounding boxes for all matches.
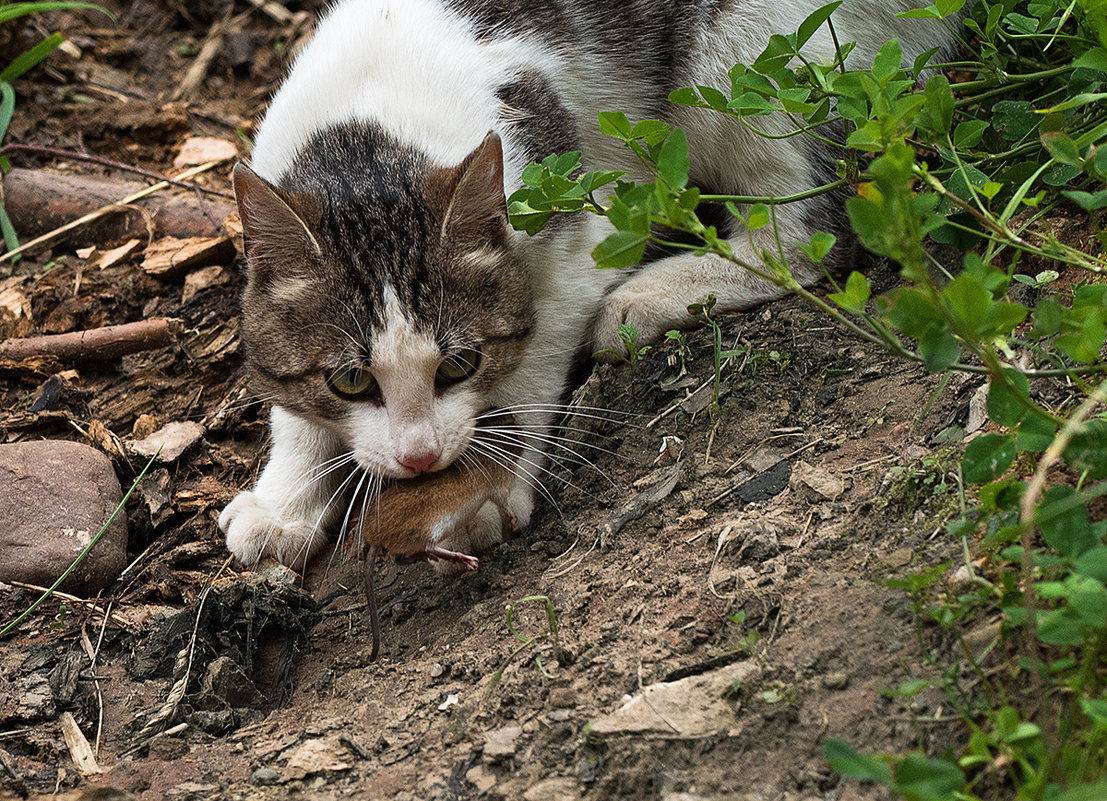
[398,449,438,473]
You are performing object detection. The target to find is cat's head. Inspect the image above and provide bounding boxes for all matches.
[234,125,534,479]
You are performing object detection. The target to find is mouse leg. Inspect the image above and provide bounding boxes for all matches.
[425,545,480,572]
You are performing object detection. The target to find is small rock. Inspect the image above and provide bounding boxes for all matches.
[429,663,445,678]
[881,548,914,570]
[165,782,217,800]
[128,421,206,463]
[966,383,989,434]
[202,657,266,709]
[547,709,573,722]
[548,688,577,708]
[523,777,582,801]
[590,661,759,736]
[822,672,849,690]
[250,767,281,786]
[257,562,298,585]
[789,460,846,502]
[0,440,127,594]
[283,737,351,780]
[960,619,1002,665]
[483,725,522,760]
[148,733,190,760]
[466,764,497,793]
[189,709,237,734]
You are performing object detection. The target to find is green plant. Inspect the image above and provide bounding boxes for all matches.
[0,2,112,261]
[483,595,563,698]
[509,0,1107,797]
[593,321,653,363]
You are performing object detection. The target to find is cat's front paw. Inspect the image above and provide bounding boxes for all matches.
[219,490,328,570]
[592,284,687,361]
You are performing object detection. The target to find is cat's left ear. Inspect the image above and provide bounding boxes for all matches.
[432,131,507,243]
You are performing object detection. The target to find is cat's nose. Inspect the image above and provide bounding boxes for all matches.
[397,448,439,473]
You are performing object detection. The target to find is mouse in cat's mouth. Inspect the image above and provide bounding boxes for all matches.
[354,411,521,660]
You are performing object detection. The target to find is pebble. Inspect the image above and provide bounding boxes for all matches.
[548,688,577,708]
[429,663,446,678]
[789,460,846,502]
[250,767,281,786]
[148,733,190,760]
[465,765,497,793]
[201,656,266,709]
[482,725,522,759]
[0,440,128,594]
[822,672,849,690]
[523,777,582,801]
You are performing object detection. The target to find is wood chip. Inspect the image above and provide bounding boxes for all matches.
[182,264,230,302]
[92,239,143,270]
[174,137,238,168]
[59,712,102,776]
[141,236,235,280]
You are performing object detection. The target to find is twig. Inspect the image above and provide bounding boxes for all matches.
[0,318,181,361]
[0,144,231,198]
[7,582,128,628]
[172,8,252,102]
[0,160,224,263]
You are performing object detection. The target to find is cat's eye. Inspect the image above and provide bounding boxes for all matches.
[327,366,378,399]
[436,347,482,386]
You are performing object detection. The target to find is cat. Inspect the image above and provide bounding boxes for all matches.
[219,0,969,570]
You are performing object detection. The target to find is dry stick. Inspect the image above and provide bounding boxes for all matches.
[8,581,129,628]
[0,160,223,264]
[58,712,101,776]
[0,144,232,198]
[1016,378,1107,751]
[173,7,252,102]
[0,318,181,361]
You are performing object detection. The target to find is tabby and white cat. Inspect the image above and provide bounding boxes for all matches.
[220,0,966,569]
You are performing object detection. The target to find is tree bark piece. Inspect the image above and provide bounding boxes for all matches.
[0,318,181,361]
[1,166,236,245]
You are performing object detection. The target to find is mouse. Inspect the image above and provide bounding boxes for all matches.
[358,412,521,659]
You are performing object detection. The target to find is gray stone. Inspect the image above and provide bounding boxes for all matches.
[201,656,266,709]
[250,767,281,786]
[789,460,846,502]
[524,777,581,801]
[590,661,760,737]
[0,440,127,594]
[483,725,522,759]
[149,733,190,760]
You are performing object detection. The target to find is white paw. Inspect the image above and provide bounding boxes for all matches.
[219,490,329,570]
[592,284,691,360]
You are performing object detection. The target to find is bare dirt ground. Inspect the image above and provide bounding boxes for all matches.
[0,3,989,799]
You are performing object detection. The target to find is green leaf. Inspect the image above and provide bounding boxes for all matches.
[963,433,1016,484]
[598,111,632,139]
[796,1,843,48]
[1037,485,1097,558]
[799,231,837,264]
[747,203,770,230]
[1063,189,1107,210]
[630,119,670,146]
[1064,419,1107,479]
[991,100,1037,144]
[915,75,953,139]
[1073,547,1107,583]
[1072,47,1107,73]
[893,754,965,800]
[752,34,796,75]
[668,87,701,106]
[1041,131,1082,166]
[656,128,689,189]
[872,39,903,82]
[0,81,14,146]
[823,739,893,785]
[695,84,729,111]
[507,199,553,236]
[987,370,1034,427]
[953,119,989,149]
[1052,781,1107,801]
[0,2,112,25]
[591,231,647,270]
[934,0,967,16]
[0,32,64,83]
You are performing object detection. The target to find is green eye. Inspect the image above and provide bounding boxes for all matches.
[436,347,482,385]
[327,366,377,398]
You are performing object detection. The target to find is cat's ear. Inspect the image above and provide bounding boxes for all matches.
[432,132,507,243]
[233,162,323,285]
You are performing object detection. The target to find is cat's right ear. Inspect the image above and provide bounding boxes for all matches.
[233,163,322,286]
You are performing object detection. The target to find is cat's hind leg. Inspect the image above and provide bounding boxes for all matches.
[219,406,349,570]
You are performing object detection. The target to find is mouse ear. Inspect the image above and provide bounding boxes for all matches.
[435,132,508,244]
[233,162,323,287]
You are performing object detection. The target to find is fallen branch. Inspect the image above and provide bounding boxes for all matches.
[0,318,181,361]
[0,145,232,198]
[1,161,228,263]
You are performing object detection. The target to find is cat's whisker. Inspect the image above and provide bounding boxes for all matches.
[479,404,639,428]
[465,440,561,511]
[474,428,616,486]
[467,436,599,506]
[476,425,620,459]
